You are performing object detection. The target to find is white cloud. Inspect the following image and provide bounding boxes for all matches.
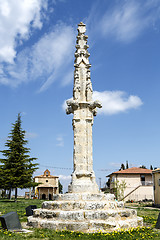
[0,23,75,90]
[93,90,143,115]
[87,0,160,43]
[100,1,147,42]
[56,135,64,147]
[109,162,122,168]
[62,91,143,115]
[0,0,47,63]
[58,175,71,181]
[25,132,38,139]
[61,70,73,86]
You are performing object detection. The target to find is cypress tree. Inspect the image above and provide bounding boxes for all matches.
[58,180,63,194]
[126,161,129,169]
[0,113,38,201]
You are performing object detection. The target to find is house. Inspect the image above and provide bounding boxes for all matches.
[34,169,59,200]
[107,167,153,202]
[152,168,160,206]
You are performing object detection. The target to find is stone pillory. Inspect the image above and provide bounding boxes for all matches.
[27,22,143,232]
[66,22,102,194]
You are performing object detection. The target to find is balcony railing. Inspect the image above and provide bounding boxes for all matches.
[110,181,153,189]
[141,181,153,186]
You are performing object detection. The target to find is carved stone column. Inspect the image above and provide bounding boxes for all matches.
[66,22,102,193]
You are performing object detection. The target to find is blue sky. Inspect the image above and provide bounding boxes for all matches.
[0,0,160,193]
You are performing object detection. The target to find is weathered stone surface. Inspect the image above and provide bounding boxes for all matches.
[103,194,115,201]
[28,214,143,232]
[42,200,119,211]
[117,201,124,208]
[30,203,142,227]
[66,22,101,194]
[48,193,115,203]
[90,220,117,231]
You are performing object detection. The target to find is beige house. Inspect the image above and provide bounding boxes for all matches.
[34,169,59,200]
[107,167,153,202]
[152,168,160,206]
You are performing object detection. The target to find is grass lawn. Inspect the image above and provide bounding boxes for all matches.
[0,198,160,239]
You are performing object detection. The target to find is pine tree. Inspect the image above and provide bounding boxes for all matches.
[0,113,38,201]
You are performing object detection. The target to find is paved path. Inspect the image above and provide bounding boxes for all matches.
[126,205,160,210]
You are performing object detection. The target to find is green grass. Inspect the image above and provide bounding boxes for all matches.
[0,226,160,240]
[0,198,44,222]
[0,198,160,239]
[137,208,159,226]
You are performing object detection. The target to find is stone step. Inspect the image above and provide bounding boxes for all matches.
[27,216,143,232]
[33,208,137,221]
[52,193,115,201]
[42,200,119,211]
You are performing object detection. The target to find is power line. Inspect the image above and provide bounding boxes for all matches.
[39,164,117,172]
[39,164,72,170]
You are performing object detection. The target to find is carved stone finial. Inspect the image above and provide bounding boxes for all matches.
[77,22,86,34]
[78,22,86,26]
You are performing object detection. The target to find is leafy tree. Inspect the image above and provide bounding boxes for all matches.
[119,163,125,171]
[58,180,63,194]
[0,113,38,201]
[140,165,147,169]
[113,180,127,201]
[106,178,110,188]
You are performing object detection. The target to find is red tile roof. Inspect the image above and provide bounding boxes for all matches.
[107,167,152,177]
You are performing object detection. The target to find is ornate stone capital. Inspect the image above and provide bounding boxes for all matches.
[66,99,79,115]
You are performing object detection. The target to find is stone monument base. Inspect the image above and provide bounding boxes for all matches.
[27,193,143,232]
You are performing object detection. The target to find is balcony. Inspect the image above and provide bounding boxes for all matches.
[141,181,153,186]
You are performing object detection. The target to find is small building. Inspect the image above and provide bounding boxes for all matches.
[34,169,59,200]
[25,192,30,199]
[152,168,160,206]
[107,167,153,202]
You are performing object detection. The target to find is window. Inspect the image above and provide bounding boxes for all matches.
[46,180,48,183]
[141,175,145,186]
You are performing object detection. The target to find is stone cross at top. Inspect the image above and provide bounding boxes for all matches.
[66,22,102,193]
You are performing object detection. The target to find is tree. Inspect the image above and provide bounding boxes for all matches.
[106,178,110,188]
[140,165,147,169]
[121,163,125,170]
[119,163,125,171]
[113,180,127,201]
[0,113,38,201]
[58,180,63,194]
[150,165,153,170]
[126,161,129,169]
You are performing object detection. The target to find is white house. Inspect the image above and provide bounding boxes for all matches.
[107,167,153,202]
